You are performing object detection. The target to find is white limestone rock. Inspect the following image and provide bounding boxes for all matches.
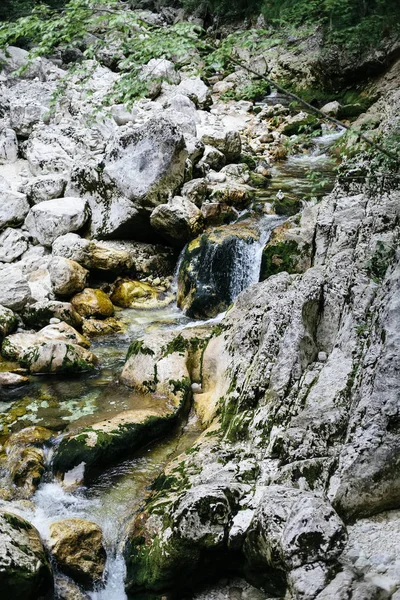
[25,197,88,246]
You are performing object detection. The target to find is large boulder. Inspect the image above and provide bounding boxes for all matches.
[140,58,181,85]
[0,511,53,599]
[48,256,88,296]
[52,233,133,272]
[25,198,88,246]
[71,288,114,319]
[0,265,33,311]
[48,519,106,589]
[150,196,204,246]
[103,116,187,212]
[0,190,30,230]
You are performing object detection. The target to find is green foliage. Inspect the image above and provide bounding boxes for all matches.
[366,241,396,283]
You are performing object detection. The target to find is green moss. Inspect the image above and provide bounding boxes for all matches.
[161,334,188,357]
[260,240,300,280]
[272,195,301,216]
[126,340,155,361]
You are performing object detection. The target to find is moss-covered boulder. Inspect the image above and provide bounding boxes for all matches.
[2,322,90,362]
[272,195,301,216]
[111,280,172,310]
[20,342,98,375]
[21,300,83,331]
[71,288,114,319]
[49,519,106,590]
[280,112,320,136]
[0,511,53,599]
[177,222,260,319]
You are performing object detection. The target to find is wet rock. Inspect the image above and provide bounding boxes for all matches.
[280,112,320,136]
[71,288,114,319]
[150,196,204,246]
[0,511,53,598]
[21,174,67,205]
[0,265,33,311]
[25,198,88,246]
[99,240,176,278]
[2,322,90,361]
[49,519,106,589]
[111,279,170,309]
[21,300,83,330]
[0,228,29,263]
[177,221,260,319]
[6,442,45,499]
[0,190,30,230]
[55,576,91,600]
[20,341,97,374]
[48,257,88,297]
[82,317,123,337]
[0,372,29,387]
[0,128,18,163]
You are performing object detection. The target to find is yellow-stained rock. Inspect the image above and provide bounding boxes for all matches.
[71,288,114,319]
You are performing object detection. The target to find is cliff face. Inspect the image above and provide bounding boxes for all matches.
[124,64,400,600]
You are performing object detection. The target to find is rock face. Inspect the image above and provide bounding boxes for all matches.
[25,198,88,246]
[0,511,53,599]
[49,519,106,589]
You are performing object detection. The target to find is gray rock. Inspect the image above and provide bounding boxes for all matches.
[48,256,89,296]
[21,341,97,374]
[0,228,28,262]
[181,178,208,207]
[21,300,83,330]
[177,76,212,109]
[25,197,88,246]
[103,116,187,210]
[150,196,204,246]
[52,233,92,266]
[0,265,32,311]
[0,128,18,163]
[21,174,67,205]
[199,127,242,162]
[0,190,30,230]
[140,58,181,85]
[0,511,53,598]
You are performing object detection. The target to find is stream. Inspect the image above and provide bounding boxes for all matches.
[0,127,342,599]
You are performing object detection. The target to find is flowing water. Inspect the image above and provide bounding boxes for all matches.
[0,128,342,599]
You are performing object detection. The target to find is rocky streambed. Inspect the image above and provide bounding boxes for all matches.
[0,8,399,600]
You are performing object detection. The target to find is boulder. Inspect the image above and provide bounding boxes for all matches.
[111,279,171,309]
[150,196,204,246]
[82,317,123,337]
[198,128,242,162]
[52,233,92,266]
[49,519,106,589]
[140,58,181,85]
[20,341,97,374]
[0,372,28,388]
[181,178,208,207]
[0,266,33,311]
[10,98,50,137]
[25,126,77,175]
[177,76,212,109]
[2,322,90,361]
[103,116,187,211]
[21,300,83,330]
[25,198,88,246]
[0,511,53,598]
[0,305,17,343]
[196,145,226,173]
[320,101,341,117]
[48,257,88,296]
[0,228,29,263]
[0,191,30,230]
[71,288,114,319]
[4,428,49,498]
[88,241,133,272]
[93,240,176,278]
[21,174,67,205]
[0,128,18,163]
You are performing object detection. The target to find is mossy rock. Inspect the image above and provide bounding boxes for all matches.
[281,114,320,136]
[71,288,114,319]
[261,240,300,280]
[272,195,301,216]
[0,511,53,599]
